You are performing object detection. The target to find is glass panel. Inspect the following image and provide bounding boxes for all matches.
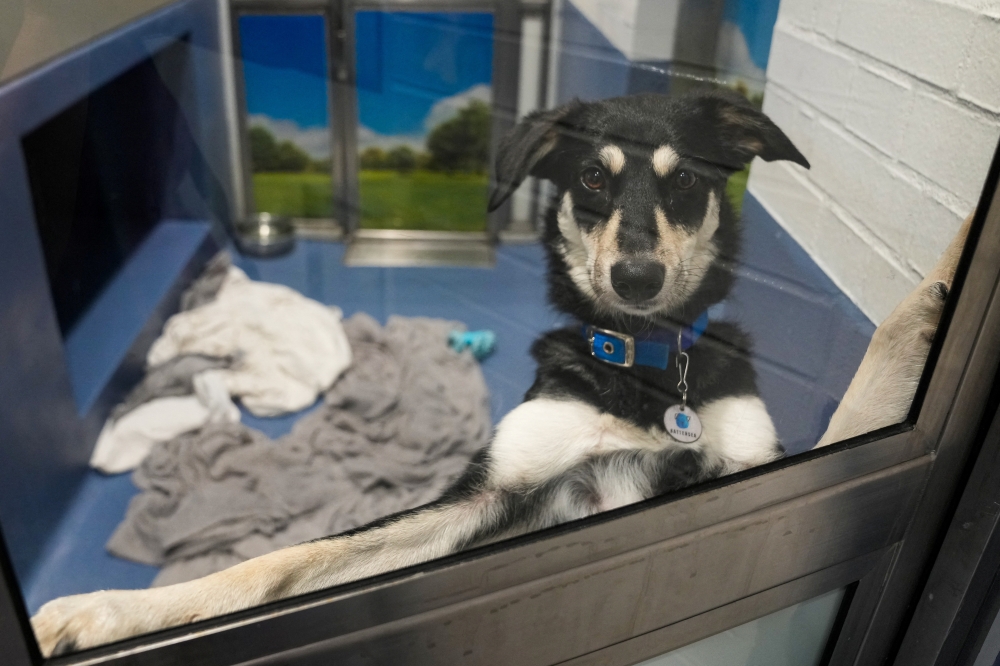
[639,588,846,666]
[239,14,334,219]
[0,0,992,657]
[354,10,493,231]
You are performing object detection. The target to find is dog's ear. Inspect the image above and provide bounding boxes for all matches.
[689,92,810,170]
[488,101,582,212]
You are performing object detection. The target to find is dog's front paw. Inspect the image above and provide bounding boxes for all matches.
[31,590,146,657]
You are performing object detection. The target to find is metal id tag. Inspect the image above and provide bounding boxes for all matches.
[664,404,702,443]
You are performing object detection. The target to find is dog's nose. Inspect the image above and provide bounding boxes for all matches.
[610,261,665,302]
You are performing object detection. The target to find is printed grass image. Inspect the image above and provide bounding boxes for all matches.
[358,170,487,231]
[252,171,488,231]
[253,166,746,230]
[355,100,491,231]
[252,172,334,218]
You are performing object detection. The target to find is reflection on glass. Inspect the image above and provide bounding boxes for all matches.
[354,11,493,231]
[640,588,846,666]
[239,14,334,219]
[3,0,991,658]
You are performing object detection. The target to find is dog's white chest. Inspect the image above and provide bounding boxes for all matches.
[487,395,781,489]
[487,399,667,487]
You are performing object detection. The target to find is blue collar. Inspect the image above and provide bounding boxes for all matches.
[581,305,721,370]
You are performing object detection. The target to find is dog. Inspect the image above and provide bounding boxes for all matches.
[31,91,969,656]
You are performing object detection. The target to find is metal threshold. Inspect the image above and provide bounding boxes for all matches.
[292,218,344,241]
[344,230,495,267]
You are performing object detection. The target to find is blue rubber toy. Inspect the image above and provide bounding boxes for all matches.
[449,330,496,360]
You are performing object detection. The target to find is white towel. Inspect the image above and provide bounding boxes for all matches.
[147,267,352,417]
[90,371,240,474]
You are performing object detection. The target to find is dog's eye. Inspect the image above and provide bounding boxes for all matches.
[581,167,606,191]
[675,170,697,189]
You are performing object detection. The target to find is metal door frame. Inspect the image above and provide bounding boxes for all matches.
[891,385,1000,666]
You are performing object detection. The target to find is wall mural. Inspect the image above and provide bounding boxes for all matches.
[240,14,334,219]
[355,11,493,231]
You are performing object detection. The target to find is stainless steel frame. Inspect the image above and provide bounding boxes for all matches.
[557,550,885,666]
[3,11,1000,666]
[895,387,1000,666]
[826,142,1000,666]
[343,229,495,266]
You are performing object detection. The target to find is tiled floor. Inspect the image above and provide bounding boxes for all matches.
[20,194,875,613]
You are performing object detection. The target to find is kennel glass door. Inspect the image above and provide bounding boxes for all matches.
[3,130,1000,666]
[4,0,1000,663]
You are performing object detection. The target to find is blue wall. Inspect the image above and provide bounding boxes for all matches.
[0,0,232,587]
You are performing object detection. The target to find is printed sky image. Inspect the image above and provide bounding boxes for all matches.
[239,12,493,157]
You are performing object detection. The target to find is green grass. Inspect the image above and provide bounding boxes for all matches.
[254,168,742,229]
[358,170,488,231]
[252,172,334,218]
[252,170,489,232]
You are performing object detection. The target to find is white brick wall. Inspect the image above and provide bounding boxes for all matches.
[748,0,1000,323]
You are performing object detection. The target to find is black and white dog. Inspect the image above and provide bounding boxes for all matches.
[32,91,965,655]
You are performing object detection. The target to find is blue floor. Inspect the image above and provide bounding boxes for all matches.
[19,194,875,613]
[21,243,564,613]
[734,195,875,455]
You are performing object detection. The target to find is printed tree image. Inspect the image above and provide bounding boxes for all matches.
[352,98,492,230]
[360,146,426,171]
[357,101,492,174]
[386,145,417,173]
[426,100,491,173]
[359,147,388,169]
[249,125,313,172]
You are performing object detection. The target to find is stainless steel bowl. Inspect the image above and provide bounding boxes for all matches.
[234,213,295,257]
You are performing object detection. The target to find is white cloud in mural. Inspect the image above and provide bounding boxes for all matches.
[357,83,492,152]
[356,126,425,151]
[423,83,492,132]
[248,114,332,159]
[714,22,766,91]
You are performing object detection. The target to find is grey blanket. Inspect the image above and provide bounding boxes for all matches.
[107,313,491,587]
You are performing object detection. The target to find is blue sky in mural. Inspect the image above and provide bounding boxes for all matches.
[239,12,492,152]
[355,11,492,140]
[239,15,329,128]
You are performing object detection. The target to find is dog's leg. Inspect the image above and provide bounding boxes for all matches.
[817,212,973,446]
[31,494,506,656]
[696,395,783,473]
